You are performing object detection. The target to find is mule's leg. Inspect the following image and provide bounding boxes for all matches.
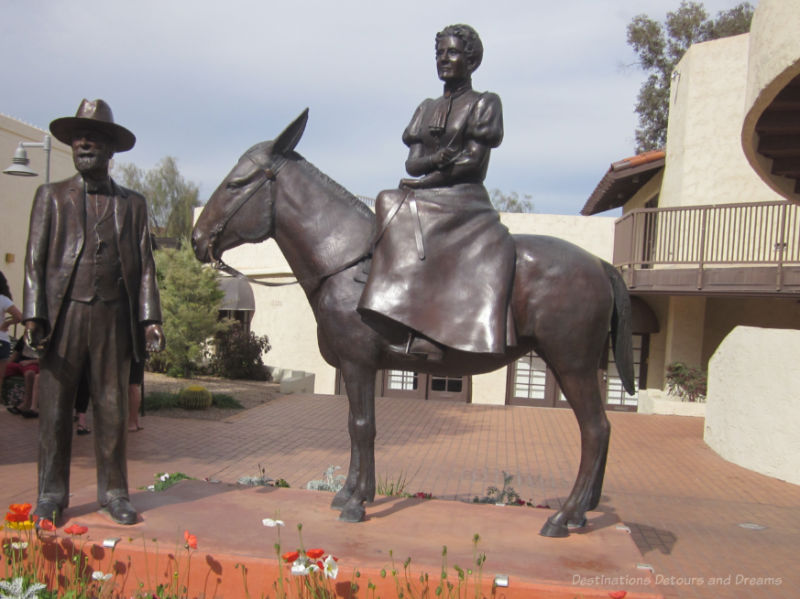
[334,364,377,523]
[331,410,361,510]
[540,369,610,538]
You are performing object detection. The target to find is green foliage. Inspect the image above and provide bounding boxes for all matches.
[665,361,707,402]
[627,1,754,152]
[210,322,272,380]
[490,188,534,213]
[377,471,409,497]
[211,393,242,409]
[150,242,228,378]
[176,385,213,410]
[306,465,346,493]
[237,463,288,487]
[143,390,180,410]
[145,472,195,492]
[143,390,243,411]
[473,471,524,505]
[114,156,200,239]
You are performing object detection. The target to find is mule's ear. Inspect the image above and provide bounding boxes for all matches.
[273,108,309,157]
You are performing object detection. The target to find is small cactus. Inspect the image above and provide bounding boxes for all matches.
[177,385,213,410]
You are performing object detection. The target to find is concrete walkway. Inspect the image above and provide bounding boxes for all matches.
[2,384,797,598]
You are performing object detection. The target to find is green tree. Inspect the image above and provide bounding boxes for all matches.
[114,156,200,239]
[627,1,754,152]
[490,189,534,213]
[151,241,228,378]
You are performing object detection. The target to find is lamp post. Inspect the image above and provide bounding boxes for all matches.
[3,134,51,186]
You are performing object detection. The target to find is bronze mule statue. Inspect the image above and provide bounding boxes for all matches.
[192,110,635,538]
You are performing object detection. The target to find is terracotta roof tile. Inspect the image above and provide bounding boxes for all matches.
[581,149,665,216]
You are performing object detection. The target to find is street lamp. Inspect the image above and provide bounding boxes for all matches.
[3,134,51,185]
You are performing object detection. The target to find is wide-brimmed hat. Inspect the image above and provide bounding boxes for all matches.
[50,99,136,152]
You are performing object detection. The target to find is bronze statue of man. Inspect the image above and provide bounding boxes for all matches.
[23,99,165,526]
[358,24,516,359]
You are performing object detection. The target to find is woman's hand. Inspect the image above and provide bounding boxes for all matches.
[431,146,459,169]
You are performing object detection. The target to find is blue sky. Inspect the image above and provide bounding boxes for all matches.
[1,0,751,214]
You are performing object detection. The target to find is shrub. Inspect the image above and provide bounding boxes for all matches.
[144,390,243,411]
[472,471,523,505]
[152,242,228,378]
[211,322,272,380]
[306,466,346,493]
[665,362,707,402]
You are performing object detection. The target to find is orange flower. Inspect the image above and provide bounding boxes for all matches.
[184,530,198,549]
[64,524,88,535]
[8,503,32,517]
[282,550,300,563]
[608,592,627,599]
[5,512,25,523]
[306,548,325,559]
[38,518,56,531]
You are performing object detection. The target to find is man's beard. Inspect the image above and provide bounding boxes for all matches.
[74,154,110,174]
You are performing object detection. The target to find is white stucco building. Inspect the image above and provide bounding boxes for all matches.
[1,114,74,304]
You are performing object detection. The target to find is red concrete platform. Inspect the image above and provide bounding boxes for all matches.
[59,480,661,598]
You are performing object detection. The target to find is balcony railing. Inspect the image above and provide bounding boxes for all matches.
[614,201,800,293]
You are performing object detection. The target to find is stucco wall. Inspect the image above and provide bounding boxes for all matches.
[500,213,614,260]
[660,35,782,209]
[705,326,800,485]
[663,295,706,368]
[623,170,663,214]
[217,211,615,402]
[701,297,800,366]
[214,238,337,394]
[741,0,800,203]
[1,114,74,303]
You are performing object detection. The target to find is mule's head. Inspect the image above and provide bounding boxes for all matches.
[192,109,309,263]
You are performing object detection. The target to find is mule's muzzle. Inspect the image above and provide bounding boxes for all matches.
[191,228,212,263]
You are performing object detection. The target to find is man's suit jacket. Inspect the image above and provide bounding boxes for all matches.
[23,173,162,362]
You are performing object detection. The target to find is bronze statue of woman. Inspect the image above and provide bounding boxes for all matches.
[358,24,516,360]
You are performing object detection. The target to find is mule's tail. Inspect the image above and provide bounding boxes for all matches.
[603,262,636,395]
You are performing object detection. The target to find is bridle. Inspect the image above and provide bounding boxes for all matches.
[206,152,371,290]
[207,151,296,287]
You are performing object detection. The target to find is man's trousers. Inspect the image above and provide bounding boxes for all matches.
[37,298,132,509]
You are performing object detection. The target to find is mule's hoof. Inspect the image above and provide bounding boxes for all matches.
[338,503,366,523]
[540,517,569,538]
[567,516,587,529]
[330,491,350,511]
[338,498,365,523]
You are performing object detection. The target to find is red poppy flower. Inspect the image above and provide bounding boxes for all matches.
[38,518,56,531]
[282,550,300,563]
[8,503,32,517]
[184,530,198,549]
[306,548,325,559]
[64,524,88,535]
[5,512,25,523]
[608,592,627,599]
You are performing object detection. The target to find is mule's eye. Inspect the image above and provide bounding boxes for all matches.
[226,172,255,189]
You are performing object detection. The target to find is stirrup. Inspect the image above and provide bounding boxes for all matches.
[387,332,444,361]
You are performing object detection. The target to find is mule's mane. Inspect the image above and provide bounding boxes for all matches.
[293,153,375,221]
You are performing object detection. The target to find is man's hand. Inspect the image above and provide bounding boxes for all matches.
[144,323,166,353]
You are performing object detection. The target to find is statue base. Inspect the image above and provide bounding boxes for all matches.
[63,480,661,598]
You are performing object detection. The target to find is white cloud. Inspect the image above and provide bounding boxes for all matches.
[1,0,750,214]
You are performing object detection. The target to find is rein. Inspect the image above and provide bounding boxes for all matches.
[208,154,371,290]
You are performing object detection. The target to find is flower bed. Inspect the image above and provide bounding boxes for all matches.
[3,496,656,599]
